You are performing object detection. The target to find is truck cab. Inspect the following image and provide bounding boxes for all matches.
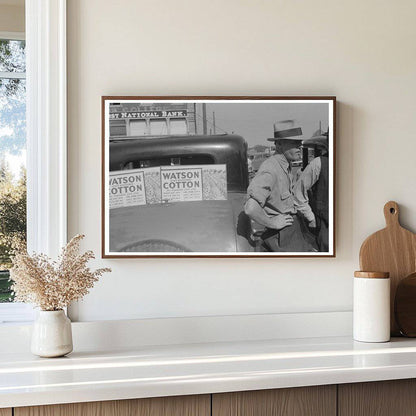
[108,134,255,253]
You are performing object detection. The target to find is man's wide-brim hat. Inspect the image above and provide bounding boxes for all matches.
[302,129,329,150]
[267,119,303,142]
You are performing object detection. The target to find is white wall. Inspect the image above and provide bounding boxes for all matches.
[0,4,24,33]
[67,0,416,322]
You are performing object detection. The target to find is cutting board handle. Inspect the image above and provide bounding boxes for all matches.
[384,201,400,228]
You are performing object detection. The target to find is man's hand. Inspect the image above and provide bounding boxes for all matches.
[308,218,317,228]
[269,214,294,230]
[245,199,294,231]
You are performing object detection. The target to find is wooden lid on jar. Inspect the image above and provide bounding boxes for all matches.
[354,271,390,279]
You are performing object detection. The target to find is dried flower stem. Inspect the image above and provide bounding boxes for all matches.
[10,235,111,310]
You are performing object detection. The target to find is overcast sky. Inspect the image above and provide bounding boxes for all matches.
[204,102,329,147]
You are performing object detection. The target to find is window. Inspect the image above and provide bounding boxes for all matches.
[0,38,26,305]
[149,119,167,135]
[0,3,67,324]
[110,120,127,137]
[169,118,187,135]
[123,155,215,170]
[130,119,147,136]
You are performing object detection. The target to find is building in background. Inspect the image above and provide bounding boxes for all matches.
[109,102,221,138]
[109,102,199,138]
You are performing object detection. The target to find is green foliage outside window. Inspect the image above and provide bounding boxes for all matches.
[0,163,26,302]
[0,39,27,302]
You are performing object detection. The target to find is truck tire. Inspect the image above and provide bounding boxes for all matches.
[120,239,191,252]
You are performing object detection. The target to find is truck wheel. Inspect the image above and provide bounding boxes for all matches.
[120,239,191,252]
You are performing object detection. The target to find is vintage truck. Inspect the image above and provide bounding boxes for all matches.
[108,134,255,253]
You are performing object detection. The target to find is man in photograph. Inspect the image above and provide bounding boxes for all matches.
[244,120,316,252]
[294,130,329,251]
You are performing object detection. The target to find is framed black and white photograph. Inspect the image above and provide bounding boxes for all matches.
[102,96,336,258]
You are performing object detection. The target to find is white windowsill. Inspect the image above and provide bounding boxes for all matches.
[0,303,35,324]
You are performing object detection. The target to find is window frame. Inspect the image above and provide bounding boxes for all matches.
[0,0,67,323]
[0,31,25,41]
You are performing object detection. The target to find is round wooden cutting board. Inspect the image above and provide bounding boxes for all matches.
[359,201,416,335]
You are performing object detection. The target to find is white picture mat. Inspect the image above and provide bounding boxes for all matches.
[103,98,335,257]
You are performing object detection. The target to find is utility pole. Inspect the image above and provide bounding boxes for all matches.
[213,111,216,134]
[202,103,207,135]
[194,103,197,134]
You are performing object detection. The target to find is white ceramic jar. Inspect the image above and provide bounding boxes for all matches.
[31,310,73,357]
[353,271,390,343]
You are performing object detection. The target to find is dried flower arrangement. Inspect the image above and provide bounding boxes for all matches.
[10,235,111,311]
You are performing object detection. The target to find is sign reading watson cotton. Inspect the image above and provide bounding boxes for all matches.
[161,167,203,202]
[109,164,227,209]
[109,170,146,209]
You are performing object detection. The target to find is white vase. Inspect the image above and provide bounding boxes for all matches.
[31,310,73,358]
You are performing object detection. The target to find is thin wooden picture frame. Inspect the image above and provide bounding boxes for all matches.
[102,96,336,258]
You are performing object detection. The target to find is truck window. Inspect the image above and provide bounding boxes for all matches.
[123,154,215,170]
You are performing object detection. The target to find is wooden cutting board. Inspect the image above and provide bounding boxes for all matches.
[359,201,416,335]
